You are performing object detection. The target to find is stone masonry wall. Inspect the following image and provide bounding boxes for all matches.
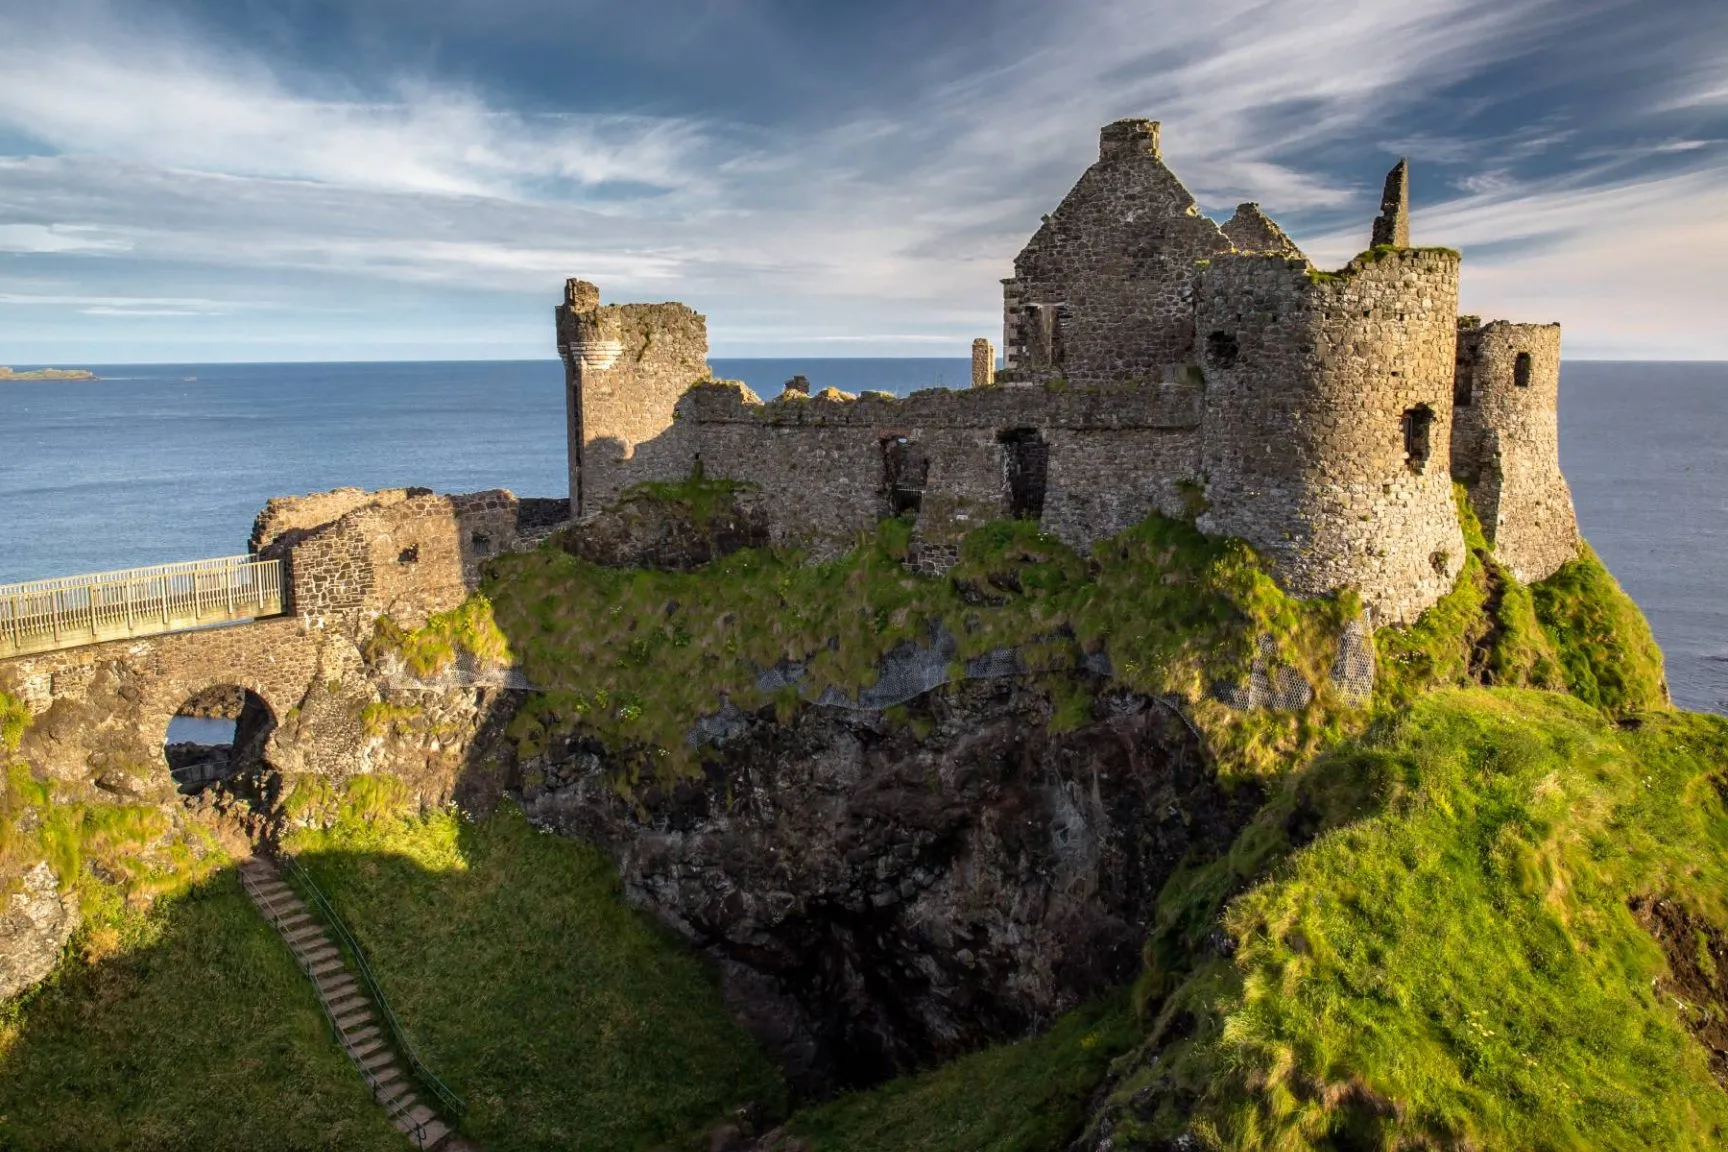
[677,381,1204,554]
[1195,249,1466,625]
[1001,119,1232,384]
[1452,321,1579,582]
[275,488,548,628]
[250,486,419,553]
[557,279,708,518]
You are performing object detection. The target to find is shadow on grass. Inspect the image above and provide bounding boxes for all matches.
[0,867,402,1152]
[0,804,785,1152]
[282,803,787,1152]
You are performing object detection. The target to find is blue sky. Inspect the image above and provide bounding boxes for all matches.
[0,0,1724,361]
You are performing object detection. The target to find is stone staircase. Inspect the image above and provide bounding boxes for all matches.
[238,856,457,1150]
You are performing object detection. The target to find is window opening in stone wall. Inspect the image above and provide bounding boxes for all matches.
[1026,304,1066,368]
[471,530,492,555]
[397,545,419,565]
[1403,405,1435,473]
[997,428,1049,520]
[1514,351,1532,389]
[880,436,929,517]
[1454,348,1475,407]
[1206,330,1239,368]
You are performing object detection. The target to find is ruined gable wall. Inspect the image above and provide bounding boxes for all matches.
[250,487,418,553]
[1002,121,1232,384]
[679,382,1203,555]
[1452,322,1578,582]
[557,281,707,518]
[281,489,532,628]
[1196,250,1466,625]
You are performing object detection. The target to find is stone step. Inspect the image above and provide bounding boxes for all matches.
[414,1119,452,1150]
[375,1078,415,1110]
[394,1104,438,1136]
[273,911,314,931]
[317,974,358,999]
[346,1035,388,1062]
[344,1023,382,1047]
[334,1007,374,1032]
[284,921,326,943]
[358,1046,397,1073]
[370,1064,406,1090]
[298,944,340,966]
[327,992,369,1018]
[249,880,292,897]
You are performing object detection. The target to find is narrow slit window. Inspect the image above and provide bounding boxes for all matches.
[1453,351,1474,407]
[1206,330,1239,368]
[1514,351,1532,388]
[1403,405,1435,473]
[998,428,1049,520]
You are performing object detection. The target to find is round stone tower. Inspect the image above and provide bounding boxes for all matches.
[1195,248,1467,625]
[1450,320,1579,583]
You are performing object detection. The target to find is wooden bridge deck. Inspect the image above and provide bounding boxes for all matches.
[0,555,286,658]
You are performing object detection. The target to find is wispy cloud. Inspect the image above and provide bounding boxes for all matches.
[0,0,1725,358]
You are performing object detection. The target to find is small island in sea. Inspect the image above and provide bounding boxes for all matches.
[0,366,99,381]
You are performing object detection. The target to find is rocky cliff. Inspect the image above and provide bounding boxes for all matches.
[514,675,1256,1094]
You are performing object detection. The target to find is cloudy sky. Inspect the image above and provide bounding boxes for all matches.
[1,0,1724,362]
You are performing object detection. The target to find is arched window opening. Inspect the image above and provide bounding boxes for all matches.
[880,436,929,517]
[1514,351,1533,389]
[164,686,276,795]
[998,428,1049,520]
[1403,405,1435,474]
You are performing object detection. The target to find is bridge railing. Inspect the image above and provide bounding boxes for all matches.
[0,555,286,658]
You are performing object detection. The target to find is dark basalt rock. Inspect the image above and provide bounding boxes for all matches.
[516,676,1257,1095]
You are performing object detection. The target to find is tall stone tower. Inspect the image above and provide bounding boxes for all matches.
[1451,320,1580,582]
[555,279,710,517]
[1195,166,1466,626]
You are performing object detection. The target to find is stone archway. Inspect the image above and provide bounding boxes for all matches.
[162,684,278,795]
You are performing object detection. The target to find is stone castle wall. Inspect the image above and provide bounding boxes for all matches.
[262,487,559,627]
[1195,249,1467,625]
[1452,321,1579,582]
[677,381,1204,554]
[1000,120,1232,384]
[557,279,706,518]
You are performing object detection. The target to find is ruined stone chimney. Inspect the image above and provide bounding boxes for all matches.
[565,278,600,311]
[971,339,996,387]
[1371,159,1411,248]
[1099,118,1161,161]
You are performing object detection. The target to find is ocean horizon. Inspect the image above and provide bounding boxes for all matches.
[2,357,1724,714]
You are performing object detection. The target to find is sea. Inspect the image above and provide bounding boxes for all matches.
[2,358,1724,715]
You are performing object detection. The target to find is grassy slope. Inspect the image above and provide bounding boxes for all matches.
[1109,689,1728,1150]
[285,795,785,1152]
[0,874,402,1151]
[787,993,1138,1152]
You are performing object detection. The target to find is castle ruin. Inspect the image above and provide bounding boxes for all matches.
[556,119,1580,625]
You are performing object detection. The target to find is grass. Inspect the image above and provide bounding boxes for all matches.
[0,872,401,1151]
[1533,544,1668,715]
[391,512,1360,788]
[787,992,1139,1152]
[283,790,785,1151]
[1105,690,1728,1150]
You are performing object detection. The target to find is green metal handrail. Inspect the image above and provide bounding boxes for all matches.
[279,855,468,1125]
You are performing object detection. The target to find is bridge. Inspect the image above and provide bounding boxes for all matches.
[0,556,285,659]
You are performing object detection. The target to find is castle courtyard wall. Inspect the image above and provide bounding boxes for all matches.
[679,382,1204,554]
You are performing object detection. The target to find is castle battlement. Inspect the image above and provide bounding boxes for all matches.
[555,121,1581,626]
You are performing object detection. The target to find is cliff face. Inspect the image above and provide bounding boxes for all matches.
[512,676,1257,1094]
